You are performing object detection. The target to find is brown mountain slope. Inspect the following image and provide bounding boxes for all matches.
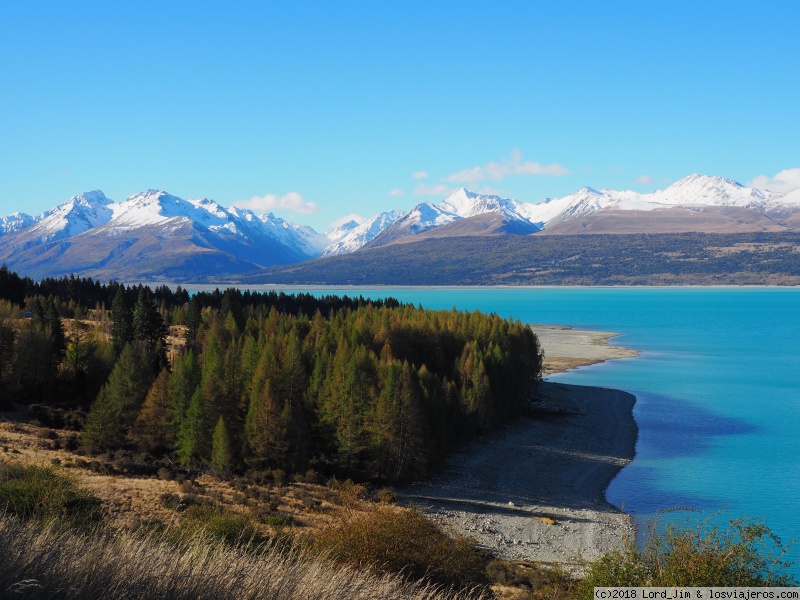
[541,206,792,235]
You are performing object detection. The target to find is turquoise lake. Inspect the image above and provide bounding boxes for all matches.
[267,286,800,562]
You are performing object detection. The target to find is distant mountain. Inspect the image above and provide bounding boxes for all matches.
[2,174,799,282]
[360,176,800,249]
[323,210,405,256]
[0,190,326,280]
[0,212,35,236]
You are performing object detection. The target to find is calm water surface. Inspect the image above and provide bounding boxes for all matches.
[242,286,800,564]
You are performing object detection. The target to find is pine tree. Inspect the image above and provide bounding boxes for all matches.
[185,296,201,341]
[43,296,65,362]
[130,369,171,452]
[132,288,167,362]
[81,344,153,451]
[111,286,133,353]
[176,388,208,467]
[65,318,96,380]
[166,350,200,440]
[211,416,233,476]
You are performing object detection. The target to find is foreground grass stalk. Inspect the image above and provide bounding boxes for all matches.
[0,515,487,600]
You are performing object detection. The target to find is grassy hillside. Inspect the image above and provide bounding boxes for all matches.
[242,231,800,286]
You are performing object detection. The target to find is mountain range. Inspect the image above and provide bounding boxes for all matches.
[1,175,799,281]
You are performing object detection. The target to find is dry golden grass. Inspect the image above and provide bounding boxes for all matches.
[0,416,569,599]
[0,514,487,599]
[0,418,345,533]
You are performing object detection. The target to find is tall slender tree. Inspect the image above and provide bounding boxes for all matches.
[111,286,133,353]
[82,344,153,451]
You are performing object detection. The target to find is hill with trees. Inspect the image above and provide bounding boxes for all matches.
[0,266,542,482]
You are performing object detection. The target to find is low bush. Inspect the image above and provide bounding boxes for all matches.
[485,560,576,600]
[313,505,487,590]
[375,487,398,504]
[0,463,104,528]
[177,505,269,549]
[582,513,797,593]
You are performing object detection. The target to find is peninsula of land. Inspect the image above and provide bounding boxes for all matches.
[402,327,639,571]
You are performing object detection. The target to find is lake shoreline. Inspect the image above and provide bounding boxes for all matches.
[400,327,639,571]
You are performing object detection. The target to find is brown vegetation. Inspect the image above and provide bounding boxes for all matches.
[0,515,486,600]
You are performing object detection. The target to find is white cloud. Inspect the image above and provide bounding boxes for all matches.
[232,191,320,215]
[388,188,404,197]
[444,150,570,183]
[635,174,655,185]
[746,168,800,192]
[411,170,429,180]
[331,213,366,228]
[414,183,454,197]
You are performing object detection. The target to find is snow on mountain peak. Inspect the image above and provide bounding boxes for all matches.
[647,174,777,209]
[0,212,35,236]
[22,190,116,242]
[323,210,405,256]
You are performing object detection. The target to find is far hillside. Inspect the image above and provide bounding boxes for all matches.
[243,231,800,286]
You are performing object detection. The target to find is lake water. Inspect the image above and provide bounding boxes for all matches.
[262,286,800,563]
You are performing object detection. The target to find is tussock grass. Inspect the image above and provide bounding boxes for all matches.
[0,514,487,600]
[0,463,104,528]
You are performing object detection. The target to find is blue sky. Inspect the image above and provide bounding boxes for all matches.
[1,1,798,232]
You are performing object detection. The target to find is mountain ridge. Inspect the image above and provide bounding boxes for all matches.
[2,174,800,281]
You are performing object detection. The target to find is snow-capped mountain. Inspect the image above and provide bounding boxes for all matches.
[2,174,799,281]
[366,203,461,247]
[10,191,115,243]
[323,210,405,256]
[439,187,535,221]
[0,190,327,280]
[367,190,543,248]
[0,212,35,236]
[258,212,330,258]
[356,175,800,248]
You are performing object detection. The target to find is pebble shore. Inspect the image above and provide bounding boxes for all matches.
[401,327,639,572]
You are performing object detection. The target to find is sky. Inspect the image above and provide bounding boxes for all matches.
[1,1,798,232]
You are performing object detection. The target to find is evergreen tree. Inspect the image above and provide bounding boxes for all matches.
[111,287,133,353]
[198,329,228,434]
[211,416,233,476]
[176,388,208,467]
[11,321,55,400]
[166,350,200,440]
[65,318,96,380]
[0,319,15,403]
[130,369,171,452]
[81,344,153,451]
[132,287,167,367]
[42,296,66,362]
[185,296,201,341]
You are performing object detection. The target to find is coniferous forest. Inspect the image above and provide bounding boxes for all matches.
[0,265,543,482]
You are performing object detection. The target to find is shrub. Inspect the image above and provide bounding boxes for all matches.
[375,487,398,505]
[313,505,487,589]
[178,505,268,549]
[582,513,797,593]
[0,463,104,528]
[485,559,575,600]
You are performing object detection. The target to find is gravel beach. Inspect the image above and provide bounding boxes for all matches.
[401,327,638,572]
